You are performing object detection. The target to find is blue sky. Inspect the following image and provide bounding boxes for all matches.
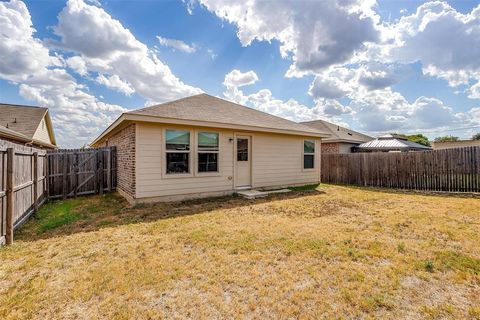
[1,0,480,147]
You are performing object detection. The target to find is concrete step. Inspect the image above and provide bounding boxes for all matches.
[237,188,291,199]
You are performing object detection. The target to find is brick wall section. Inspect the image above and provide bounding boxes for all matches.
[100,124,136,199]
[321,142,340,154]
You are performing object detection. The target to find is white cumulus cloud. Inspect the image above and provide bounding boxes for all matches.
[96,74,134,96]
[0,0,126,148]
[199,0,381,76]
[50,0,202,103]
[157,36,196,53]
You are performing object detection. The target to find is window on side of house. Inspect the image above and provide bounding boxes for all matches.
[166,129,190,174]
[303,140,315,169]
[198,132,219,173]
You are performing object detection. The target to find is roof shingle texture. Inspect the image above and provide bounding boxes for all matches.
[302,119,372,143]
[0,103,47,139]
[128,94,327,135]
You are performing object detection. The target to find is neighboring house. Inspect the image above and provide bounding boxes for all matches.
[91,94,329,203]
[432,140,480,150]
[0,103,57,149]
[354,134,431,152]
[302,119,372,153]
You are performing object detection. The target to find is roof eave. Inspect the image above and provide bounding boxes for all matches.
[0,130,31,143]
[92,113,330,145]
[322,138,368,144]
[43,110,57,145]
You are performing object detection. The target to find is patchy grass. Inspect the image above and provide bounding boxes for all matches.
[1,184,479,319]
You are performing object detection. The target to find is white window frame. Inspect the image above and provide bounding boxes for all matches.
[303,139,315,170]
[196,130,220,176]
[163,128,193,178]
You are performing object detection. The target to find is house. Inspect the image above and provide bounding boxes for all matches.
[302,119,372,153]
[432,139,480,150]
[354,134,431,152]
[91,94,329,203]
[0,103,57,149]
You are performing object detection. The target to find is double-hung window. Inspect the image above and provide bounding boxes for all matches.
[303,140,315,169]
[166,129,190,174]
[198,132,219,173]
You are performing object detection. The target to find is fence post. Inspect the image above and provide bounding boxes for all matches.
[107,148,111,192]
[73,152,78,198]
[45,153,49,199]
[99,149,104,195]
[62,150,67,199]
[6,148,14,245]
[33,152,38,215]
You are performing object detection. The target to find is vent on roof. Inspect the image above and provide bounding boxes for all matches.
[337,126,340,131]
[347,132,352,136]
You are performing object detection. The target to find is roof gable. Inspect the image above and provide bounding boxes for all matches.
[128,94,327,136]
[0,103,47,138]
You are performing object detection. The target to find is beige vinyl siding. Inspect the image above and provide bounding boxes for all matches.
[32,117,53,145]
[252,133,320,188]
[135,122,321,200]
[135,123,235,199]
[338,142,357,154]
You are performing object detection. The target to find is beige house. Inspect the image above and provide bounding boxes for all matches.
[0,103,57,149]
[432,140,480,150]
[91,94,329,203]
[302,119,372,154]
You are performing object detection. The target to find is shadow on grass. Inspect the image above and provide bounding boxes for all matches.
[15,188,325,242]
[324,183,480,200]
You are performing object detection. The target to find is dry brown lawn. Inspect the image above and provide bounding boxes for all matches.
[1,185,480,319]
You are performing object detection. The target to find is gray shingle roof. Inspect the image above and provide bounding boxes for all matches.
[301,119,372,143]
[128,94,328,136]
[0,103,47,139]
[0,124,31,142]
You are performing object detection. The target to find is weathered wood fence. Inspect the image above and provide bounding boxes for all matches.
[321,146,480,192]
[1,145,116,246]
[0,141,47,245]
[47,147,116,199]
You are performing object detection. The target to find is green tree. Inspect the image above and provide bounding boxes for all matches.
[406,134,431,147]
[392,133,431,147]
[434,135,459,142]
[473,133,480,140]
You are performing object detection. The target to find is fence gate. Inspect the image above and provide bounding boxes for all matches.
[47,147,116,199]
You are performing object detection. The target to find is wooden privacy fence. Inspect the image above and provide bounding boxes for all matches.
[1,142,47,246]
[321,146,480,192]
[0,145,116,246]
[47,147,116,199]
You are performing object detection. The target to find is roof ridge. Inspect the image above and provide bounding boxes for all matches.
[128,93,207,114]
[0,102,47,110]
[129,93,322,133]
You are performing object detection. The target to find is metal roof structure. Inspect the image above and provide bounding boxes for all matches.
[355,134,431,152]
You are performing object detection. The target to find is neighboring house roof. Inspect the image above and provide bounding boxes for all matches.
[355,134,431,152]
[432,139,480,150]
[0,124,31,143]
[301,119,372,144]
[0,103,57,148]
[92,94,330,145]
